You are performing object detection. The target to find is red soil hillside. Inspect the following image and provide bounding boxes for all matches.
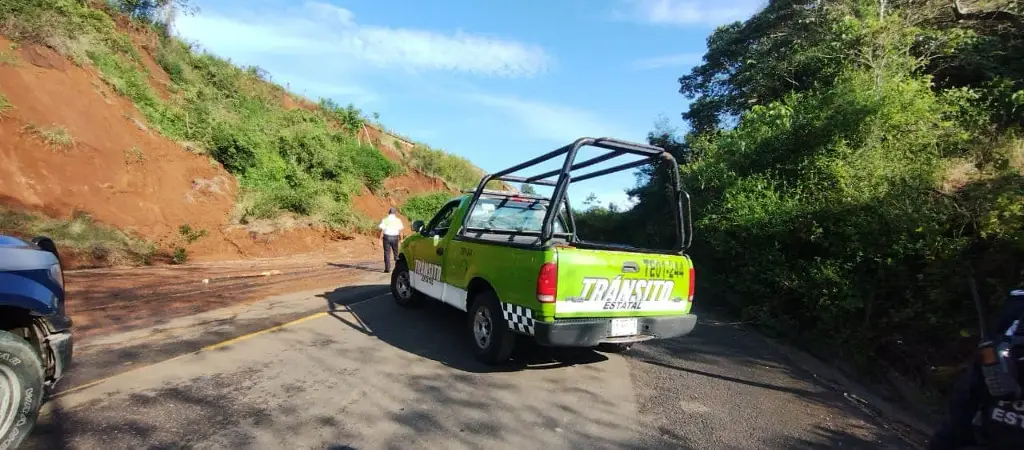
[351,125,454,230]
[0,30,455,267]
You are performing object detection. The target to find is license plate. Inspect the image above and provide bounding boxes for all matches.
[609,318,639,337]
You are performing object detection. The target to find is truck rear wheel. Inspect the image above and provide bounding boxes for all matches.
[0,330,44,450]
[468,291,515,365]
[391,259,423,308]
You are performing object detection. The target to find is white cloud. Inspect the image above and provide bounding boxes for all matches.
[613,0,764,26]
[630,52,702,70]
[174,1,552,78]
[305,1,355,25]
[466,93,630,144]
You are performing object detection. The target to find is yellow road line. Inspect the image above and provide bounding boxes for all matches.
[50,310,334,399]
[202,312,327,352]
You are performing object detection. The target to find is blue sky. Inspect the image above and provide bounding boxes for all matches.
[173,0,764,208]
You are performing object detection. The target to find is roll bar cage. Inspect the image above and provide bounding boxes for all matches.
[456,137,692,254]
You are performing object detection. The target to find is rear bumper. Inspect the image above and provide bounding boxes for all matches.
[533,314,697,347]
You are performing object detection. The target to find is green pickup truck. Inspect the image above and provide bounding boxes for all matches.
[389,137,697,364]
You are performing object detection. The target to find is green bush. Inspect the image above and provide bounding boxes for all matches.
[611,0,1024,399]
[177,224,207,243]
[686,69,957,341]
[352,145,404,192]
[0,92,11,115]
[210,125,258,174]
[171,247,187,264]
[400,192,453,223]
[407,145,482,189]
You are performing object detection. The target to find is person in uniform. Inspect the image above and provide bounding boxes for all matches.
[378,207,404,273]
[930,289,1024,450]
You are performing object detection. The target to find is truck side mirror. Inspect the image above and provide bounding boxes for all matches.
[32,236,60,260]
[412,220,425,233]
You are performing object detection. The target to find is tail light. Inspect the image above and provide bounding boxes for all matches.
[537,262,557,303]
[688,266,696,302]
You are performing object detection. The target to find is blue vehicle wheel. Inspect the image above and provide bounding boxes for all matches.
[0,330,44,449]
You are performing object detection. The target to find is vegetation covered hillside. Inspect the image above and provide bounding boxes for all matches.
[0,0,486,265]
[575,0,1024,404]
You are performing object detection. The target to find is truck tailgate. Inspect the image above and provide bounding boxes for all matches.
[553,247,694,318]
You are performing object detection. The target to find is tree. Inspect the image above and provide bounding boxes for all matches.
[114,0,196,24]
[620,0,1024,393]
[520,183,537,195]
[678,0,855,135]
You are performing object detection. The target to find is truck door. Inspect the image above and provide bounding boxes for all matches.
[408,199,460,306]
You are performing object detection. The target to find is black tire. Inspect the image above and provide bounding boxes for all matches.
[0,330,44,450]
[468,291,516,365]
[391,259,423,308]
[597,343,634,353]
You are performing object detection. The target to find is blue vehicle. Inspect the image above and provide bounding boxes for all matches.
[0,235,73,449]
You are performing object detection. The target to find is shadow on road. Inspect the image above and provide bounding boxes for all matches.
[318,284,609,374]
[33,394,70,450]
[30,364,359,449]
[53,284,393,396]
[31,284,635,449]
[776,425,915,450]
[629,309,925,449]
[638,357,828,398]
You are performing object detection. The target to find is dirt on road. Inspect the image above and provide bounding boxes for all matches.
[66,249,387,341]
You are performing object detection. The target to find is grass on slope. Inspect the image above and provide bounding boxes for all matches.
[0,208,156,266]
[0,0,486,231]
[404,144,483,190]
[28,124,75,149]
[0,92,11,116]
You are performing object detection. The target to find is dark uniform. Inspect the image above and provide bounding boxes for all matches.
[929,290,1024,450]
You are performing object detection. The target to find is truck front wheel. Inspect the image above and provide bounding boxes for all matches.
[391,259,423,308]
[0,330,44,449]
[468,291,515,365]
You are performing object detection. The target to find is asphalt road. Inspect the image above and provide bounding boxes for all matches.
[25,283,926,449]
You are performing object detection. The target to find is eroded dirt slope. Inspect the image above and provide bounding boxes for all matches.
[0,29,453,266]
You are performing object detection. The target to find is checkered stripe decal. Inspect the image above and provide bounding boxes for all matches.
[501,302,535,335]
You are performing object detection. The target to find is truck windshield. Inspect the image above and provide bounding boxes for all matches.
[466,196,566,233]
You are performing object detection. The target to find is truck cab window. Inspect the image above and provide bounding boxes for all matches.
[466,197,566,233]
[425,200,460,236]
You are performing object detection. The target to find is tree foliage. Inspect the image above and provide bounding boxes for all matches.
[585,0,1024,395]
[400,192,453,224]
[111,0,197,30]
